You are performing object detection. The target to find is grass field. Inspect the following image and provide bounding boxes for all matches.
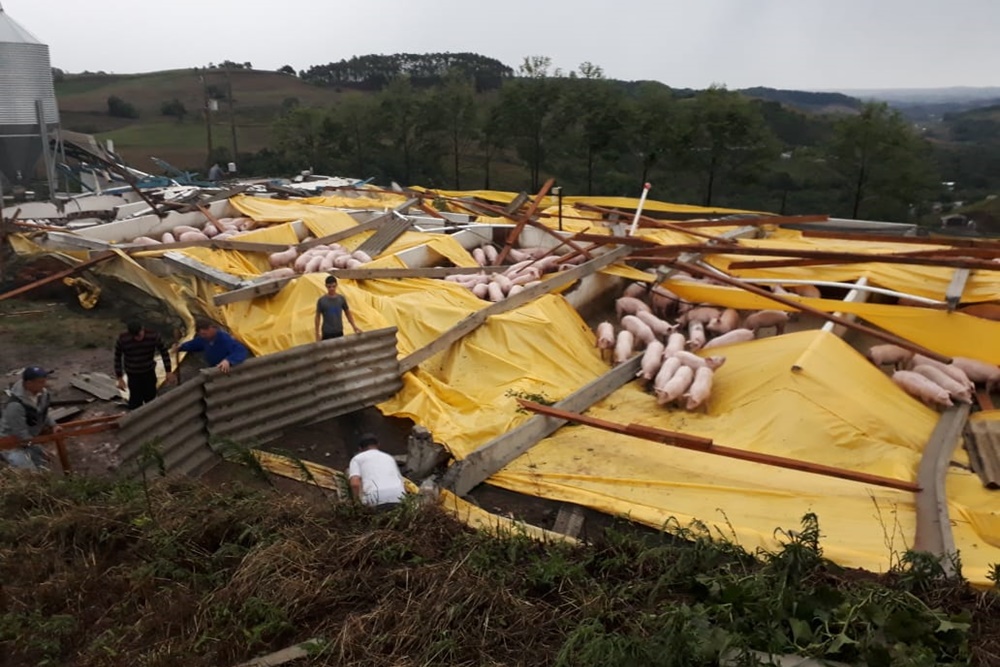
[56,69,344,169]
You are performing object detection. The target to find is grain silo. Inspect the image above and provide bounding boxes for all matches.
[0,1,60,192]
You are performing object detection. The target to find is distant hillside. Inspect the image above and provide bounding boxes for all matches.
[739,87,862,114]
[55,68,345,172]
[941,104,1000,142]
[834,87,1000,121]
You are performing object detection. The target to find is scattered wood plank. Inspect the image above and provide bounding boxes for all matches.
[801,228,1000,248]
[671,260,952,364]
[400,245,631,374]
[0,251,115,303]
[69,373,121,401]
[355,214,412,257]
[162,252,245,289]
[50,406,84,423]
[519,400,921,493]
[442,355,644,497]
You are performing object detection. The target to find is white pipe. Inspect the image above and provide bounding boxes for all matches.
[822,276,870,336]
[628,182,651,237]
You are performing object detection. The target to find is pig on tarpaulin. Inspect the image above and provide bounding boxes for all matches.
[867,344,914,369]
[743,310,789,335]
[892,370,954,409]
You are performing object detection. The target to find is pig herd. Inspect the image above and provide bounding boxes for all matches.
[868,344,1000,410]
[131,217,257,247]
[595,280,794,412]
[443,245,586,302]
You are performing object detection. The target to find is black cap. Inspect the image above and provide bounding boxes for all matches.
[22,366,50,381]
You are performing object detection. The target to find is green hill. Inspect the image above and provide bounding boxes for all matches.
[56,69,345,172]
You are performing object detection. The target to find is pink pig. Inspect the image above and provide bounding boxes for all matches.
[743,310,789,335]
[687,321,706,351]
[702,329,754,350]
[867,344,914,368]
[616,296,652,320]
[664,332,686,356]
[637,341,666,382]
[892,370,954,409]
[684,366,714,411]
[653,357,683,394]
[614,331,635,364]
[595,322,615,350]
[912,365,972,404]
[656,365,694,406]
[705,308,740,335]
[621,315,657,346]
[950,357,1000,391]
[636,310,676,338]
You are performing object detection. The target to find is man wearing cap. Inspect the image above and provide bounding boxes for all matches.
[168,319,249,378]
[0,367,58,469]
[348,433,405,511]
[114,322,172,409]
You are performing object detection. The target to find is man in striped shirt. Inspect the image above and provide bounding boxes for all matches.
[114,322,172,409]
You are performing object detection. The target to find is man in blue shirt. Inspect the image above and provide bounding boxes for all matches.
[169,319,249,376]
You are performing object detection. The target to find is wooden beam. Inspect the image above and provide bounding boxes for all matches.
[162,251,245,289]
[945,268,971,312]
[672,261,952,364]
[496,178,555,264]
[296,213,390,252]
[441,355,644,496]
[213,277,292,306]
[519,400,920,493]
[707,251,1000,272]
[400,245,631,374]
[335,266,508,280]
[914,404,970,572]
[0,251,115,303]
[231,638,324,667]
[123,238,291,254]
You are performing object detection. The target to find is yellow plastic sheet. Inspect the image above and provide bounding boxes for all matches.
[666,281,1000,364]
[708,230,1000,302]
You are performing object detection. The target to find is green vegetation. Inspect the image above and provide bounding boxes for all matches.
[1,472,997,666]
[106,95,138,119]
[53,53,1000,223]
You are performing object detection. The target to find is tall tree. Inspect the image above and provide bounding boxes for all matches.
[428,72,478,189]
[675,87,779,206]
[478,100,506,189]
[499,56,562,190]
[625,82,679,191]
[378,77,422,184]
[273,107,334,172]
[555,63,627,195]
[827,102,938,220]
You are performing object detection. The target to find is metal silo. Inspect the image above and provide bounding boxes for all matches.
[0,2,60,189]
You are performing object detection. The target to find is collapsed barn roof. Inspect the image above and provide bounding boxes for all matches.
[4,172,1000,587]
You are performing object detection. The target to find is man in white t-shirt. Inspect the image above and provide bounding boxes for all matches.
[348,433,405,511]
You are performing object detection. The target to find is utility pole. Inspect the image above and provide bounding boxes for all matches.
[225,64,238,162]
[201,72,214,167]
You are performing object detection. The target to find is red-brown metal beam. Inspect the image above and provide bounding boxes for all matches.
[518,400,921,493]
[670,260,952,364]
[800,229,1000,249]
[496,178,555,265]
[630,244,1000,272]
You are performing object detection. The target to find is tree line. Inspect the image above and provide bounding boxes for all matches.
[242,56,941,222]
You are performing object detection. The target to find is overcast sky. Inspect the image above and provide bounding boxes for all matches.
[3,0,998,90]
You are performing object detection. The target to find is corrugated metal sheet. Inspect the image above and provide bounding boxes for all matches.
[115,328,402,478]
[204,328,402,445]
[356,216,412,257]
[0,42,59,125]
[966,421,1000,489]
[117,376,216,478]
